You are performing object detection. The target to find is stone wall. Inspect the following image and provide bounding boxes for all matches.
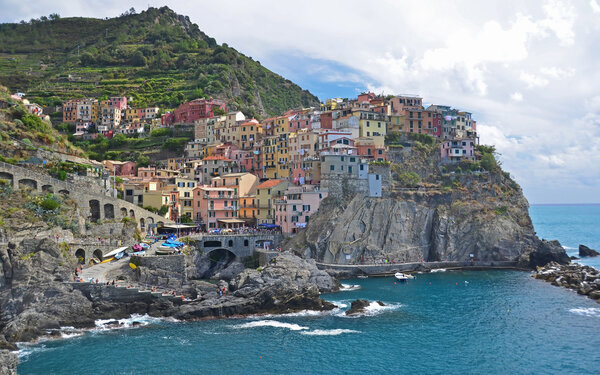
[132,254,186,289]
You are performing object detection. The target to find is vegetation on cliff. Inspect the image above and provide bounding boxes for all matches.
[0,85,84,161]
[0,7,319,118]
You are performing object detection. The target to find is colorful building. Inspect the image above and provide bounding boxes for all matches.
[273,185,328,235]
[255,179,288,224]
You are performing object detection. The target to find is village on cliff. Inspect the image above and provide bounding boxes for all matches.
[7,91,480,235]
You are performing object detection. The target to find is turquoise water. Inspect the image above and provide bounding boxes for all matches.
[17,205,600,374]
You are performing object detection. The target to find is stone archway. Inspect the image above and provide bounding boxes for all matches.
[120,207,128,217]
[140,218,145,230]
[104,203,115,219]
[58,189,70,196]
[93,249,103,261]
[18,178,37,190]
[0,172,13,187]
[129,209,135,218]
[89,200,101,222]
[147,217,154,224]
[75,249,86,264]
[42,184,54,193]
[203,240,222,248]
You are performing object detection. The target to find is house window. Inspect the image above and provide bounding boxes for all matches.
[330,165,334,171]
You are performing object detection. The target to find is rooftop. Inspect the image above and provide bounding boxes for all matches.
[257,179,286,189]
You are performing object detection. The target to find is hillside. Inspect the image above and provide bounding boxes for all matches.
[0,85,84,161]
[0,7,319,118]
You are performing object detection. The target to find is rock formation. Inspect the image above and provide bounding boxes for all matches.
[285,144,569,269]
[0,350,18,375]
[533,262,600,302]
[579,244,599,257]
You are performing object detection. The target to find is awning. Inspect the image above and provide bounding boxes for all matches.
[161,224,197,229]
[217,219,246,223]
[103,246,128,258]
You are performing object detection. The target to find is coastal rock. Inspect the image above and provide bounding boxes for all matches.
[533,262,600,303]
[0,350,18,375]
[345,299,384,315]
[526,240,571,268]
[579,245,600,257]
[286,183,567,269]
[345,299,371,315]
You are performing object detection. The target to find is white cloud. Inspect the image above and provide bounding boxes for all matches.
[511,92,523,101]
[591,0,600,13]
[520,72,550,88]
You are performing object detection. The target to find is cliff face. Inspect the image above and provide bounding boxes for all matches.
[285,141,567,268]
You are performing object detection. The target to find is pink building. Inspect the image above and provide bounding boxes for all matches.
[162,98,226,125]
[355,138,386,161]
[440,139,475,163]
[193,186,240,229]
[108,97,127,110]
[289,113,311,133]
[273,185,328,235]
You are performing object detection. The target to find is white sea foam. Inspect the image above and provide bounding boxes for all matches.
[232,320,309,331]
[563,246,577,250]
[569,307,600,318]
[17,343,54,359]
[338,301,402,318]
[430,268,447,273]
[340,283,362,291]
[93,314,177,331]
[300,329,360,336]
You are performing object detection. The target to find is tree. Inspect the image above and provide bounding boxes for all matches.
[480,153,497,171]
[131,50,146,66]
[49,13,60,21]
[136,154,150,167]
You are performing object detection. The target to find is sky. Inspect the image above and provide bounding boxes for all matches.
[1,0,599,204]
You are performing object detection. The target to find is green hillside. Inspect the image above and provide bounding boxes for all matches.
[0,7,319,118]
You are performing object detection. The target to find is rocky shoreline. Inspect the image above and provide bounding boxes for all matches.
[533,262,600,302]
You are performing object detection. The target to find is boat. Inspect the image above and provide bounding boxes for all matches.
[395,272,415,281]
[357,275,369,279]
[156,248,177,255]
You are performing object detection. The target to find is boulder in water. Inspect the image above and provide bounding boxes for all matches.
[579,245,600,257]
[345,299,371,315]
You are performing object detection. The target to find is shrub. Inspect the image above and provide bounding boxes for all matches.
[396,171,421,187]
[150,127,172,137]
[39,195,61,211]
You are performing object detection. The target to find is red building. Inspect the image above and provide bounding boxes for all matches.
[320,112,333,130]
[162,99,226,125]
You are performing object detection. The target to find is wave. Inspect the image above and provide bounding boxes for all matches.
[340,284,362,291]
[232,320,309,331]
[563,246,577,250]
[93,314,177,332]
[569,307,600,318]
[300,329,360,336]
[430,268,447,273]
[337,301,402,318]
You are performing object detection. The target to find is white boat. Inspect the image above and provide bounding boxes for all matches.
[395,272,415,281]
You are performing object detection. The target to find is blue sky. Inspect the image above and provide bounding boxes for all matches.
[1,0,599,204]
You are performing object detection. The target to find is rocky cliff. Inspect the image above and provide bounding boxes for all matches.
[285,139,568,269]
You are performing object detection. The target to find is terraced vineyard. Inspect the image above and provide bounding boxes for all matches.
[0,6,319,118]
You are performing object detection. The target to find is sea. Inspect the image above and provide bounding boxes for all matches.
[17,204,600,375]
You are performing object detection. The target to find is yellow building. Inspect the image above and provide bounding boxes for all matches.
[255,179,289,224]
[356,111,388,147]
[262,135,278,179]
[388,114,405,134]
[238,120,261,150]
[124,108,140,122]
[175,177,197,219]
